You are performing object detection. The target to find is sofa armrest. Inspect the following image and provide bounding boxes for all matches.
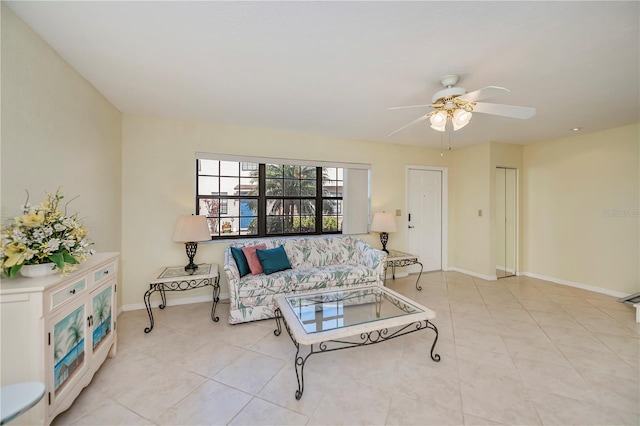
[223,246,241,305]
[355,239,387,283]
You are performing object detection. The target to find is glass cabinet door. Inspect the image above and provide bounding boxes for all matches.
[52,304,86,396]
[91,285,113,352]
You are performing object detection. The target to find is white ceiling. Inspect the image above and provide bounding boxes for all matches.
[6,1,640,148]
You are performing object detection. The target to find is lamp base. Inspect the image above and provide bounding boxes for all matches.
[380,232,389,253]
[184,242,199,274]
[184,262,199,274]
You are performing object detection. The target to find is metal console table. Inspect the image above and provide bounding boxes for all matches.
[384,249,424,290]
[143,263,220,333]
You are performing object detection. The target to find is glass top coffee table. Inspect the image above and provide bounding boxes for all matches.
[274,285,440,399]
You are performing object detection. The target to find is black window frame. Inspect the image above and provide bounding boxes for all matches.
[196,159,343,239]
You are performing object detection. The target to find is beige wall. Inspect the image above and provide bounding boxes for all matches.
[121,115,448,306]
[448,142,493,277]
[522,124,639,295]
[1,6,123,299]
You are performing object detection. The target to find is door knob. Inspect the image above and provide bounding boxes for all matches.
[408,225,415,228]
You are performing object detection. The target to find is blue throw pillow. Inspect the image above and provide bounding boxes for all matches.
[256,245,292,275]
[230,246,251,277]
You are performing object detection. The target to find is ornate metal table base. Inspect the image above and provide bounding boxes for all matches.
[273,307,439,400]
[144,274,220,333]
[385,258,424,290]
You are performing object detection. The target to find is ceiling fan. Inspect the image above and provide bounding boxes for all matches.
[388,74,536,136]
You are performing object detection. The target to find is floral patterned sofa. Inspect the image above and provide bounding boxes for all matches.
[223,235,387,324]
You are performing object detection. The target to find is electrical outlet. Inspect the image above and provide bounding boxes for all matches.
[395,209,401,216]
[478,209,483,217]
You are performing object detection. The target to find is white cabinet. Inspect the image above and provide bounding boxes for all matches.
[0,253,118,425]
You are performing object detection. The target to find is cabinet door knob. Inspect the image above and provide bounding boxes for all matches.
[104,270,109,275]
[70,289,76,294]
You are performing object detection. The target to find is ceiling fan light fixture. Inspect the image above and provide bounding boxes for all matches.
[429,110,447,132]
[452,108,472,130]
[388,74,535,139]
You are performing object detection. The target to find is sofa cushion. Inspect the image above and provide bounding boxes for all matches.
[230,246,251,277]
[257,245,292,275]
[242,244,267,275]
[236,264,378,298]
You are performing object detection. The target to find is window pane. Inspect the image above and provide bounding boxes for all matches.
[323,199,342,215]
[266,216,284,234]
[334,199,343,215]
[266,164,282,177]
[266,178,283,196]
[200,159,219,175]
[300,199,315,215]
[300,216,315,233]
[323,167,335,181]
[219,177,238,195]
[301,166,316,180]
[238,177,257,196]
[219,161,239,176]
[300,180,316,196]
[283,216,297,233]
[220,218,235,234]
[283,199,301,216]
[283,178,300,197]
[242,219,258,236]
[198,176,220,194]
[266,199,280,215]
[206,217,220,236]
[323,215,340,232]
[199,198,220,217]
[219,199,228,214]
[323,200,337,214]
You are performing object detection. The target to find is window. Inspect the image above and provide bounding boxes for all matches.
[196,153,370,239]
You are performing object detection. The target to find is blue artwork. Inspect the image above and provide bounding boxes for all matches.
[53,305,85,393]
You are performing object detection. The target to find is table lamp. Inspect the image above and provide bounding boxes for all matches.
[371,212,397,253]
[172,215,211,273]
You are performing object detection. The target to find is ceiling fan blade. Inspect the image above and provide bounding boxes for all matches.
[388,104,432,110]
[472,102,536,119]
[458,86,510,102]
[388,113,431,137]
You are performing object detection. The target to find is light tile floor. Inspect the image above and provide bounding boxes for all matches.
[52,272,640,425]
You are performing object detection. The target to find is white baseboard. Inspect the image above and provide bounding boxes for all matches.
[122,292,230,312]
[448,267,497,281]
[519,271,629,299]
[496,265,516,274]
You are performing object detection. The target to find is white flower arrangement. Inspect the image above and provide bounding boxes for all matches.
[1,189,95,277]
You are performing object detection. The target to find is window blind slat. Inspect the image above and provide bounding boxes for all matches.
[342,168,370,235]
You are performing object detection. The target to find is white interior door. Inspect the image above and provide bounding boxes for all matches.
[407,168,442,272]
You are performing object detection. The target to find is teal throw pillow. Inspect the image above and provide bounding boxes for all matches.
[230,246,251,277]
[256,245,292,275]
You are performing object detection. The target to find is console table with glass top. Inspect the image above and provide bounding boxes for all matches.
[143,263,220,333]
[384,249,424,290]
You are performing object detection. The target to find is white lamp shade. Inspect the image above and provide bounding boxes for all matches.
[429,111,447,132]
[371,212,397,233]
[172,215,211,242]
[452,108,472,130]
